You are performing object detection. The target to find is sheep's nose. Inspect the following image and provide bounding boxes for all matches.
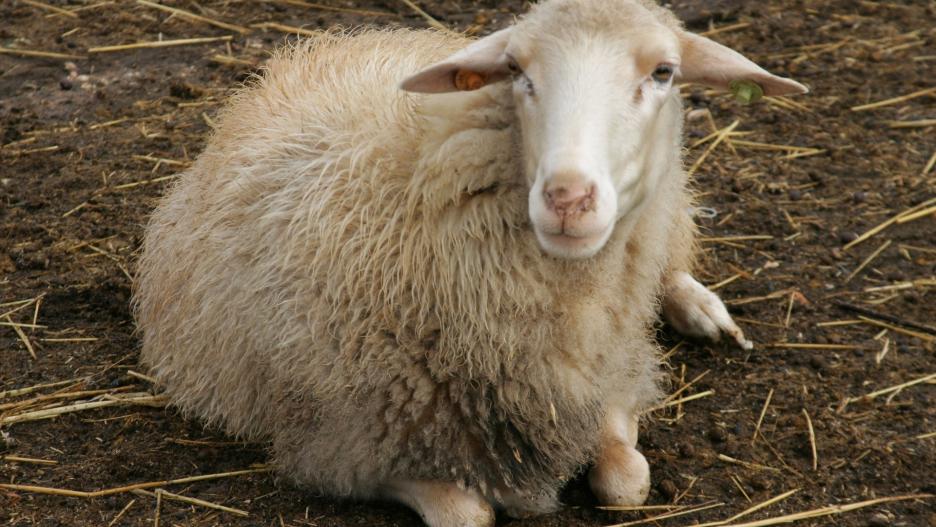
[544,175,596,217]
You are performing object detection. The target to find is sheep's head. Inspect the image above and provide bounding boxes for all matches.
[401,0,806,260]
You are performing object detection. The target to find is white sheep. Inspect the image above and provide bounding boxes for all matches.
[133,0,806,525]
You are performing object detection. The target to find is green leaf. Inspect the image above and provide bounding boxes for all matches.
[730,79,764,105]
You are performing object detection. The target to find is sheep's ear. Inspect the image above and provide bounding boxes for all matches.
[401,28,513,93]
[677,31,808,96]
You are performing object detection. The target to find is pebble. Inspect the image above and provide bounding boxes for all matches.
[788,188,803,200]
[657,479,678,499]
[678,443,695,458]
[708,427,727,443]
[868,512,890,527]
[839,231,859,244]
[852,191,867,203]
[59,78,72,90]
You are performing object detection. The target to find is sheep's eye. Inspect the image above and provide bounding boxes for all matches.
[507,58,522,75]
[651,64,674,83]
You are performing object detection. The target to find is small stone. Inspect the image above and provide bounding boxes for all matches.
[868,512,890,527]
[839,231,859,244]
[657,479,678,499]
[689,91,709,106]
[808,356,827,371]
[678,443,695,458]
[749,475,772,491]
[708,427,727,443]
[59,78,72,90]
[852,191,867,203]
[788,188,803,200]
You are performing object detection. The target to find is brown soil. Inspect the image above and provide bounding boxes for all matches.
[1,1,934,526]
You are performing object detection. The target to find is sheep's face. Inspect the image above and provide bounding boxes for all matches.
[505,28,682,259]
[401,0,807,260]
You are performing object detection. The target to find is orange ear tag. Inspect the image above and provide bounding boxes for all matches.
[454,69,487,91]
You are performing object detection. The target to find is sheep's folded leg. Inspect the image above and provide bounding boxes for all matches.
[589,407,650,506]
[495,485,561,519]
[662,271,753,350]
[380,479,495,527]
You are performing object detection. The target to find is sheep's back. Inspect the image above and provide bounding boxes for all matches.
[133,29,469,439]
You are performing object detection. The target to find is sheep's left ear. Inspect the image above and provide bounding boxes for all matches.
[677,31,808,96]
[400,28,513,93]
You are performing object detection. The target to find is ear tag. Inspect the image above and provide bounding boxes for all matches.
[454,69,486,91]
[730,79,764,104]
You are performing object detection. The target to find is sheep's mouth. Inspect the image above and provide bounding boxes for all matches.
[534,223,614,260]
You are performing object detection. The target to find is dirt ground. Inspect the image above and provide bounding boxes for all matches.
[1,1,934,526]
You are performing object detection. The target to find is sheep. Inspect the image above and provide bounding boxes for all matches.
[133,0,806,525]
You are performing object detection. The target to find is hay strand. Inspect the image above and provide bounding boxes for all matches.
[131,488,249,517]
[135,0,250,34]
[0,467,271,498]
[89,36,233,53]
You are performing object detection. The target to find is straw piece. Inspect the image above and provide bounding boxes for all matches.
[896,203,936,223]
[0,379,81,399]
[857,316,935,343]
[700,22,751,37]
[751,389,773,446]
[688,120,739,177]
[598,504,684,512]
[766,343,862,350]
[843,196,936,250]
[5,315,37,359]
[719,494,932,527]
[106,499,136,527]
[89,36,233,53]
[843,239,891,283]
[709,273,743,291]
[646,390,715,412]
[112,174,178,189]
[268,0,394,17]
[842,372,936,410]
[700,235,773,242]
[127,370,158,384]
[21,0,78,17]
[136,0,250,34]
[2,455,58,465]
[659,370,710,407]
[398,0,455,34]
[920,151,936,177]
[802,409,818,471]
[717,454,781,472]
[832,300,936,336]
[886,118,936,128]
[850,86,936,111]
[0,467,271,498]
[695,489,800,527]
[252,22,319,37]
[0,47,85,60]
[605,502,725,527]
[132,488,249,517]
[1,395,167,425]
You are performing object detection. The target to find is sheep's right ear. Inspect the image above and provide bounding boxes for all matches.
[677,31,808,96]
[401,28,513,94]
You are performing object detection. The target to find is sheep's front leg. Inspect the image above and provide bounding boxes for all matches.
[662,271,753,350]
[589,407,650,506]
[381,479,494,527]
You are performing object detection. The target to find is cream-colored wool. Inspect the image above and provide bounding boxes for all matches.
[134,0,702,507]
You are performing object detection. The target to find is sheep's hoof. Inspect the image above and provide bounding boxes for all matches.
[382,480,495,527]
[588,443,650,506]
[497,487,561,519]
[663,271,753,350]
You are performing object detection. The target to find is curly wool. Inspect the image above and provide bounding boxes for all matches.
[134,22,696,501]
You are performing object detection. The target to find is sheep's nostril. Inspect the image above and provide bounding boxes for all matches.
[544,183,595,216]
